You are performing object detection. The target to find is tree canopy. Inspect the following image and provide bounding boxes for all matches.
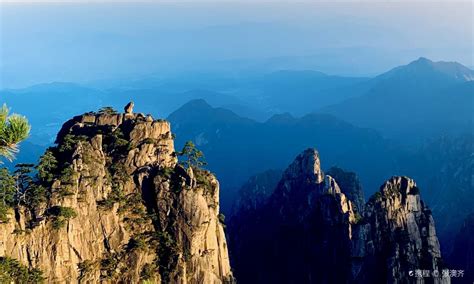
[178,141,207,169]
[0,104,31,162]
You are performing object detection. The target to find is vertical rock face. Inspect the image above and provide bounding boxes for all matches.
[327,166,365,214]
[229,148,356,284]
[0,107,233,283]
[353,176,448,284]
[229,148,449,284]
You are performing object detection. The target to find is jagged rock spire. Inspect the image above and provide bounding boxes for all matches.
[124,101,134,114]
[283,148,324,183]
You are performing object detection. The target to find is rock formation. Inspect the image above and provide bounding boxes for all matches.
[327,166,365,214]
[0,105,233,283]
[229,148,449,284]
[124,101,134,114]
[229,149,356,284]
[352,176,448,284]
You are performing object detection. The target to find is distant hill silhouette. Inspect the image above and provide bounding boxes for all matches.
[322,58,474,141]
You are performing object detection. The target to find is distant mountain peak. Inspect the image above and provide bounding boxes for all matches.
[389,57,474,82]
[180,98,212,109]
[265,112,296,124]
[412,56,433,64]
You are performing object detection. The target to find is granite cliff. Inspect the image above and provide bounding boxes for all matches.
[0,104,233,283]
[229,148,449,284]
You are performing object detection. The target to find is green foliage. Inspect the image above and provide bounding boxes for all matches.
[60,166,76,185]
[218,213,226,224]
[96,128,131,209]
[24,185,46,210]
[58,134,88,154]
[36,148,58,184]
[100,252,120,280]
[47,206,77,230]
[177,141,207,169]
[98,106,117,115]
[77,260,95,282]
[49,206,77,218]
[369,191,383,204]
[155,231,179,282]
[0,104,31,162]
[110,163,129,184]
[0,256,44,283]
[97,164,131,211]
[103,128,130,155]
[126,237,147,252]
[119,193,143,214]
[14,163,34,191]
[0,168,15,222]
[218,213,226,228]
[158,167,174,179]
[13,164,46,209]
[195,168,214,196]
[141,138,156,145]
[12,228,25,235]
[140,263,158,281]
[58,135,75,153]
[353,213,364,224]
[97,185,125,210]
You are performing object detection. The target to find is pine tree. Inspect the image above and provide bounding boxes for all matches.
[178,141,207,168]
[0,168,15,222]
[0,104,31,162]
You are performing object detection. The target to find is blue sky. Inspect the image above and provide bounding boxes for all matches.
[0,1,472,88]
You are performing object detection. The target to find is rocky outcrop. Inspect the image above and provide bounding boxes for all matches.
[229,148,449,284]
[0,105,233,283]
[352,176,448,284]
[124,101,134,114]
[229,148,357,284]
[327,166,365,214]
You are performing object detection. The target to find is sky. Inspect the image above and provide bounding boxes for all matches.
[0,1,472,88]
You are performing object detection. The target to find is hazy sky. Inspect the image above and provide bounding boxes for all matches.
[0,1,472,88]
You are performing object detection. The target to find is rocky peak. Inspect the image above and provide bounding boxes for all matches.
[0,104,233,283]
[229,148,356,283]
[352,176,448,283]
[124,101,134,114]
[229,148,449,284]
[282,148,324,183]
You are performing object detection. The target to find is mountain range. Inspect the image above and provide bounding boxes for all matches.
[322,57,474,141]
[2,57,472,148]
[0,105,464,283]
[1,57,472,254]
[167,99,398,211]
